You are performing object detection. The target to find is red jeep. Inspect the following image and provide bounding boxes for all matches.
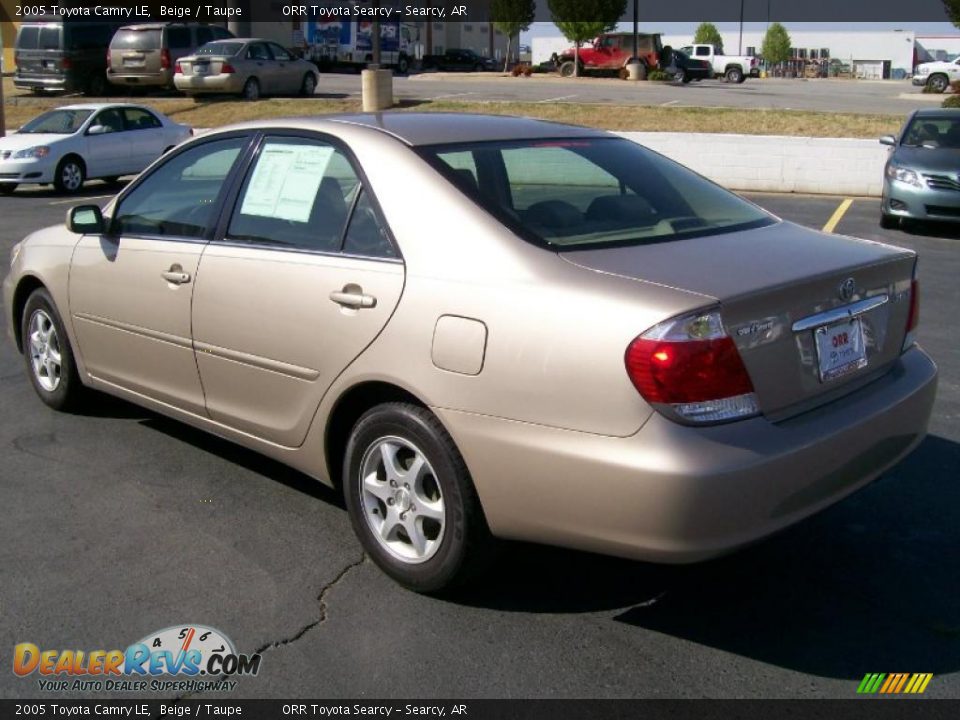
[553,32,664,78]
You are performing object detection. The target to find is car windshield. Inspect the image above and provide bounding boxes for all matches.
[421,137,774,250]
[195,41,243,56]
[901,116,960,148]
[18,109,92,134]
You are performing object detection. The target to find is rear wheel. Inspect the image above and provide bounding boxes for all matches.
[54,156,85,194]
[21,288,84,411]
[241,77,260,101]
[725,67,744,83]
[300,72,316,96]
[0,183,17,194]
[343,403,495,593]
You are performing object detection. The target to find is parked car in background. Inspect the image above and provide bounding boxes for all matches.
[912,57,960,93]
[2,114,935,593]
[0,104,191,194]
[174,38,319,100]
[421,48,496,72]
[14,18,126,96]
[669,49,712,83]
[880,108,960,227]
[678,44,759,83]
[107,23,234,90]
[553,32,663,78]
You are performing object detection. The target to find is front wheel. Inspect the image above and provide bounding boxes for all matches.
[21,288,84,411]
[343,403,494,593]
[54,156,85,194]
[927,74,949,93]
[559,61,576,78]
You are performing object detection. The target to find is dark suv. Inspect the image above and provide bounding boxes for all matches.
[14,19,127,96]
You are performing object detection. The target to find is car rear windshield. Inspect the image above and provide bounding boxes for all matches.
[421,137,774,250]
[111,29,161,50]
[19,109,92,134]
[195,41,243,56]
[17,25,61,51]
[901,116,960,148]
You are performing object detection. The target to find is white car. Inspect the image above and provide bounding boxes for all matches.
[912,58,960,93]
[0,103,192,195]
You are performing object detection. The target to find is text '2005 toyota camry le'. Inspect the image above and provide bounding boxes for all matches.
[3,114,937,592]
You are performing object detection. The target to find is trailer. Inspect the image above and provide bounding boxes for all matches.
[305,21,419,74]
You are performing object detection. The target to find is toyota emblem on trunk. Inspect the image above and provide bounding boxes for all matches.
[839,278,857,301]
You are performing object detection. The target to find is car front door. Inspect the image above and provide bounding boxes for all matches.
[191,134,404,446]
[68,134,251,413]
[83,107,130,177]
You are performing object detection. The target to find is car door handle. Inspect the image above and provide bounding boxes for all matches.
[161,267,191,285]
[329,288,376,309]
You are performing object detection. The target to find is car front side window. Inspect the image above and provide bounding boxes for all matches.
[112,136,248,239]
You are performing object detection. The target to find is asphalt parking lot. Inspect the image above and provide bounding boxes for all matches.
[0,186,957,699]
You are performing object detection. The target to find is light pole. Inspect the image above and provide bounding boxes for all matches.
[739,0,745,55]
[632,0,638,62]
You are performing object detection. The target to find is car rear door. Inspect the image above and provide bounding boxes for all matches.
[244,42,277,93]
[191,133,404,446]
[68,134,251,413]
[267,42,300,94]
[121,107,167,171]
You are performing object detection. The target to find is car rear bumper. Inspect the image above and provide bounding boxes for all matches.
[883,177,960,222]
[438,346,937,562]
[107,70,173,87]
[173,74,245,94]
[13,74,70,92]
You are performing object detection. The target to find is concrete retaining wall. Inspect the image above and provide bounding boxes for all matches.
[618,132,888,197]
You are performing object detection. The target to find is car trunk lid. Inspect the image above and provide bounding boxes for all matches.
[561,221,917,419]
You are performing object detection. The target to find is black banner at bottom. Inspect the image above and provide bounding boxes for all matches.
[2,700,959,720]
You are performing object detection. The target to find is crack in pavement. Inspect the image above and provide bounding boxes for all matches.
[172,554,367,705]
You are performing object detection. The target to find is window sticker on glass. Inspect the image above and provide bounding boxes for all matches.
[240,143,335,223]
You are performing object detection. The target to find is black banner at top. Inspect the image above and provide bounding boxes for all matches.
[5,0,956,23]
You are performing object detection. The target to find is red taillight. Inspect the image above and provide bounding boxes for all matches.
[161,48,171,69]
[174,61,183,74]
[61,58,72,70]
[625,310,758,423]
[906,278,919,333]
[221,63,236,74]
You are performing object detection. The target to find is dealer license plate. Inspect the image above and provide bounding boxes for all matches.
[814,317,867,382]
[194,64,209,75]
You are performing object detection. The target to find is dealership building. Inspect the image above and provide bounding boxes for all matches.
[533,28,960,79]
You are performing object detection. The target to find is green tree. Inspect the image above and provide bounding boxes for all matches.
[492,0,536,72]
[693,22,723,52]
[549,0,626,77]
[944,0,960,27]
[761,22,792,65]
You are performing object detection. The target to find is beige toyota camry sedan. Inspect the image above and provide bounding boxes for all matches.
[3,114,937,592]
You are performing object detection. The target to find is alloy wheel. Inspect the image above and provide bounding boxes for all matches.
[29,310,62,392]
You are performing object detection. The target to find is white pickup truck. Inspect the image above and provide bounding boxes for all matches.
[679,44,759,83]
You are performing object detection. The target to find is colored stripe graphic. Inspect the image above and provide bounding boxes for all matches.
[857,673,932,694]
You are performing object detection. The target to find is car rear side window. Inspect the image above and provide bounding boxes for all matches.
[424,138,774,250]
[112,136,247,239]
[17,26,40,50]
[226,137,361,253]
[39,26,61,50]
[123,108,162,130]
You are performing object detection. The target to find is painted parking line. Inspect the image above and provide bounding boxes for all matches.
[822,198,854,233]
[48,194,114,206]
[536,94,580,103]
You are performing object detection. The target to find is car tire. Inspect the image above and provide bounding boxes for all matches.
[0,183,17,194]
[84,74,107,97]
[21,288,84,412]
[726,67,744,83]
[927,74,949,93]
[301,72,316,97]
[343,402,495,593]
[397,56,410,74]
[242,77,260,101]
[559,61,576,78]
[682,73,692,84]
[54,156,85,194]
[673,70,686,83]
[880,213,900,229]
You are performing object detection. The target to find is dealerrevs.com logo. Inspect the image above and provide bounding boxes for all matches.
[13,625,261,693]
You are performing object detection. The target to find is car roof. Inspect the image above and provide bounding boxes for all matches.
[217,113,609,147]
[913,108,960,117]
[54,103,153,111]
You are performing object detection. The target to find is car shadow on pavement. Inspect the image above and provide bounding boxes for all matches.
[456,434,960,680]
[901,220,960,239]
[4,182,127,200]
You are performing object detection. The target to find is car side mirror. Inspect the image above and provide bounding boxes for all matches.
[87,124,108,135]
[66,205,105,234]
[879,135,896,146]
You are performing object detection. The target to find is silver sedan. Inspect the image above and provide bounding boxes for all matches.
[174,38,319,100]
